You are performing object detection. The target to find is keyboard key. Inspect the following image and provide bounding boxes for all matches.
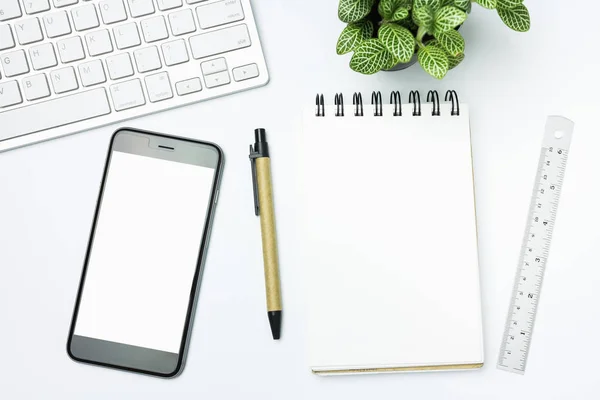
[79,59,107,86]
[1,50,29,77]
[127,0,154,18]
[29,42,58,70]
[15,18,43,45]
[22,73,50,100]
[113,22,141,49]
[0,80,22,108]
[50,66,78,93]
[85,29,113,56]
[233,63,258,81]
[196,0,244,29]
[133,46,161,73]
[110,78,145,111]
[71,4,100,31]
[57,36,85,63]
[106,53,133,79]
[157,0,182,11]
[201,58,226,75]
[145,71,172,102]
[53,0,79,8]
[0,24,15,50]
[24,0,50,15]
[99,0,128,24]
[189,24,250,59]
[161,39,188,66]
[186,0,206,3]
[204,70,229,88]
[43,11,72,38]
[168,8,195,36]
[175,77,201,96]
[141,15,168,43]
[0,0,22,22]
[0,88,111,141]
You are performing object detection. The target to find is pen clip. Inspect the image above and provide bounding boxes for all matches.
[249,144,260,216]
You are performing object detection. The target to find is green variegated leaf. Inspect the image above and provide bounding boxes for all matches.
[497,0,524,9]
[379,23,415,63]
[418,44,449,79]
[390,7,409,21]
[433,6,467,36]
[400,0,413,9]
[350,39,395,74]
[336,21,374,55]
[384,53,399,69]
[497,4,530,31]
[447,52,465,69]
[364,21,375,38]
[378,0,402,19]
[429,39,464,69]
[338,0,375,23]
[413,6,436,33]
[454,0,471,12]
[441,0,453,6]
[474,0,497,9]
[414,0,441,12]
[363,20,375,38]
[435,29,465,56]
[397,17,418,31]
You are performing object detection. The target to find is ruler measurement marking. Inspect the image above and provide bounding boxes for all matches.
[497,117,574,375]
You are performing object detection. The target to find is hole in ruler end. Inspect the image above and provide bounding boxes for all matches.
[555,130,565,139]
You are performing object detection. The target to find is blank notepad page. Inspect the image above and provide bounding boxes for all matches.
[298,100,484,374]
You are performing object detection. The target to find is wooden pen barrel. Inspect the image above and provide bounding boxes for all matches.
[256,157,282,312]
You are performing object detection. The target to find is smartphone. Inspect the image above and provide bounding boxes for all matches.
[67,128,224,378]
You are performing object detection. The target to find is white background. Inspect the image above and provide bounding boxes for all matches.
[1,0,599,398]
[75,151,214,354]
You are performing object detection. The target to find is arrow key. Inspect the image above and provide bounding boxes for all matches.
[204,70,230,88]
[201,57,227,75]
[233,63,259,82]
[175,77,202,96]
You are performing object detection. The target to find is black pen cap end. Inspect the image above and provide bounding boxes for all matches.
[268,311,282,340]
[255,128,267,143]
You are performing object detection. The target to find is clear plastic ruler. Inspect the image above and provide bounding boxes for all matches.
[497,116,575,375]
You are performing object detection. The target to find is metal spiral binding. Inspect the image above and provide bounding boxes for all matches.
[390,91,402,116]
[316,91,459,117]
[427,90,441,116]
[334,93,344,117]
[409,90,422,116]
[353,92,363,116]
[445,90,460,116]
[371,91,383,116]
[315,93,325,117]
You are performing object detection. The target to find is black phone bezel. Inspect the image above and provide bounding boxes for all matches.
[66,128,224,378]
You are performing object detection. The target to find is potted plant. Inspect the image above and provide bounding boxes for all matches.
[336,0,531,79]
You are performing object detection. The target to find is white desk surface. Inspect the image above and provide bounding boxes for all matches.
[1,0,599,398]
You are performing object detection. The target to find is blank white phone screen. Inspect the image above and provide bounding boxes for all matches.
[74,150,215,354]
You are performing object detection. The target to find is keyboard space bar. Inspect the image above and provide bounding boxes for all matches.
[0,88,111,142]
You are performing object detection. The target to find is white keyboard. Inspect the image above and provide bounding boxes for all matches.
[0,0,268,152]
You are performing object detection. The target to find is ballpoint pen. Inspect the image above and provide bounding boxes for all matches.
[249,128,282,340]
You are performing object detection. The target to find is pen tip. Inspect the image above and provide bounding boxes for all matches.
[268,311,282,340]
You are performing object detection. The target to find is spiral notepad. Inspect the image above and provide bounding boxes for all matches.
[298,90,484,375]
